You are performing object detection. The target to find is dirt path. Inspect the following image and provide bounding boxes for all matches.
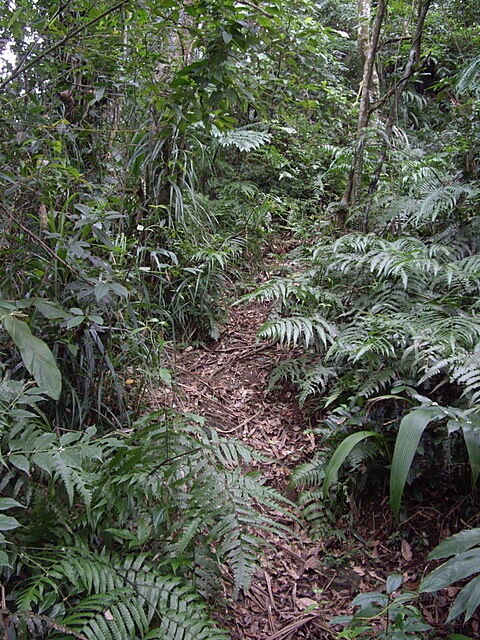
[163,302,308,489]
[150,301,366,639]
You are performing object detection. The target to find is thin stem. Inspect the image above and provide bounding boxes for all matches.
[0,1,130,93]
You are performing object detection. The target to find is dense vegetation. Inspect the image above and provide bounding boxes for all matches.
[1,0,479,638]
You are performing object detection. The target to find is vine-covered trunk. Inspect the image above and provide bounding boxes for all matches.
[336,0,386,227]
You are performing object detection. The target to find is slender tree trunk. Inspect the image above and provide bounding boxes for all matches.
[335,0,386,228]
[363,0,432,231]
[358,0,380,101]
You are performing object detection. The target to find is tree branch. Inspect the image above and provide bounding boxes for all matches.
[0,1,130,93]
[236,0,274,19]
[369,0,432,115]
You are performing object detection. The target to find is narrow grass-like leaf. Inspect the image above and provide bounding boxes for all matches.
[390,408,443,520]
[460,414,480,485]
[323,431,382,497]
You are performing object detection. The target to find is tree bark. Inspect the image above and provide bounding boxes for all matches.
[335,0,386,227]
[363,0,432,231]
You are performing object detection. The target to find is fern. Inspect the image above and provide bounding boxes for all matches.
[1,386,294,639]
[258,315,337,349]
[457,54,480,95]
[290,454,327,489]
[243,276,342,313]
[211,125,271,152]
[451,346,480,405]
[416,183,479,223]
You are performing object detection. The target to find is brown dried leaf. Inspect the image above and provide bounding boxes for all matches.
[401,539,413,562]
[296,597,317,611]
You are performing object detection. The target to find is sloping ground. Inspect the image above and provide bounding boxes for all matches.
[153,300,480,639]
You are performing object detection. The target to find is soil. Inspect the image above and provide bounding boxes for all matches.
[152,296,480,640]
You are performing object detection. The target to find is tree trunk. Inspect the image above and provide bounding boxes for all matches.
[363,0,432,231]
[335,0,386,228]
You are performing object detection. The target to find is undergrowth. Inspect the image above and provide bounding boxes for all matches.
[0,381,292,639]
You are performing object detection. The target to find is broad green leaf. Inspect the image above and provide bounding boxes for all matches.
[9,454,30,474]
[32,452,55,474]
[447,574,480,622]
[104,528,137,541]
[159,368,172,387]
[428,528,480,560]
[461,422,480,485]
[59,432,82,446]
[2,315,62,400]
[66,315,84,329]
[420,549,480,592]
[323,431,381,497]
[386,574,403,594]
[392,592,417,605]
[390,408,443,520]
[94,282,111,302]
[109,282,129,297]
[351,592,388,608]
[0,550,11,568]
[0,514,21,530]
[35,301,70,320]
[0,497,24,510]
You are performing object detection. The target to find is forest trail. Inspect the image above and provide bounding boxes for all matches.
[151,297,431,639]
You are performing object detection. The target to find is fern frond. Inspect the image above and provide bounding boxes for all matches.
[212,125,271,152]
[259,315,337,349]
[290,455,327,488]
[297,363,336,405]
[357,368,398,399]
[457,55,480,95]
[416,183,479,223]
[244,277,325,309]
[222,532,259,598]
[59,589,145,640]
[328,316,400,364]
[52,453,93,508]
[442,253,480,292]
[452,347,480,406]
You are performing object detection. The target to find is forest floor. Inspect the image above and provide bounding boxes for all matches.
[152,246,479,640]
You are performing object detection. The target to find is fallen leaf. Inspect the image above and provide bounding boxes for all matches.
[296,597,317,611]
[401,539,413,562]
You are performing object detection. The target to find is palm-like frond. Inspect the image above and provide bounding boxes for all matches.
[259,315,337,350]
[2,389,292,639]
[415,183,479,223]
[212,126,272,152]
[457,55,480,95]
[16,549,231,640]
[253,225,480,408]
